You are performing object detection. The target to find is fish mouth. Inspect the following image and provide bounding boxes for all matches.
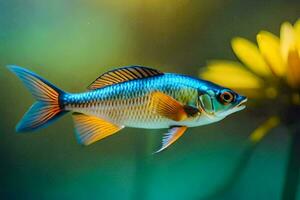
[235,98,248,110]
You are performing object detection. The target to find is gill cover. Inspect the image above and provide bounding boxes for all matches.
[199,93,214,114]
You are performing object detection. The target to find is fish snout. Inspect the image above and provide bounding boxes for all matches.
[236,95,247,109]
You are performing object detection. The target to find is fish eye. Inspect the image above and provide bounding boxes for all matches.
[219,91,234,104]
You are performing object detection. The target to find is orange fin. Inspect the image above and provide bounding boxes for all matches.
[7,65,67,132]
[87,66,163,90]
[154,126,187,153]
[72,113,124,145]
[150,91,190,121]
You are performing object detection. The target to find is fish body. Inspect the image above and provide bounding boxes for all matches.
[8,65,247,152]
[65,73,219,128]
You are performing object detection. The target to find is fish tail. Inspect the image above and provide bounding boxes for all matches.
[7,65,68,132]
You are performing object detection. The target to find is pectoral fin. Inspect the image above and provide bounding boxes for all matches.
[154,126,187,153]
[150,91,188,121]
[150,91,201,121]
[72,113,124,145]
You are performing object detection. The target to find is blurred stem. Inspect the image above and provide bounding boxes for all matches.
[201,117,279,200]
[201,141,257,200]
[281,125,300,200]
[134,137,148,200]
[133,132,155,200]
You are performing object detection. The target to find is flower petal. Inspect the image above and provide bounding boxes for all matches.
[279,21,300,88]
[249,116,280,143]
[257,31,285,76]
[280,22,297,64]
[286,49,300,88]
[232,37,271,76]
[200,60,263,90]
[294,19,300,57]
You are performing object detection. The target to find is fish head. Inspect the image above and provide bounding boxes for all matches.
[198,87,247,120]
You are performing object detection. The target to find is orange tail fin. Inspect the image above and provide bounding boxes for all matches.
[7,65,67,132]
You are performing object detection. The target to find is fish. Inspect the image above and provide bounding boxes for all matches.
[7,65,247,153]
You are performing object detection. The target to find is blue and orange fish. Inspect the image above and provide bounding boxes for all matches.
[7,65,247,152]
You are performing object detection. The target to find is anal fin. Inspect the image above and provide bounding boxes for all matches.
[72,113,124,145]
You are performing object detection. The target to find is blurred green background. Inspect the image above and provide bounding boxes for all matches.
[0,0,299,199]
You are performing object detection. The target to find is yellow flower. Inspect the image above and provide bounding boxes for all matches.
[200,20,300,143]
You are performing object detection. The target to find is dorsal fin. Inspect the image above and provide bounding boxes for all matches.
[88,66,164,90]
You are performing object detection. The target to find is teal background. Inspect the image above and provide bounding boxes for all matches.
[0,0,299,199]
